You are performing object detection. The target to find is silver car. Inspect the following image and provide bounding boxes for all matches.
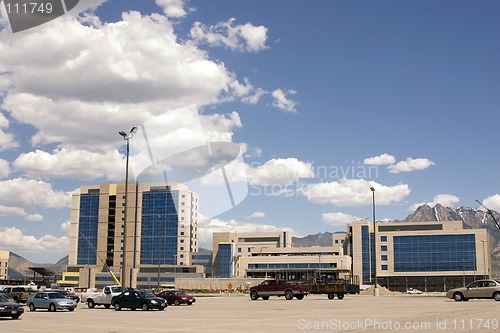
[446,279,500,301]
[26,291,77,312]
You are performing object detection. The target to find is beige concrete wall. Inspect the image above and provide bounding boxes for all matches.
[176,277,263,291]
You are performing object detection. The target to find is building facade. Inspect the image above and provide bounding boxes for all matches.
[0,251,8,280]
[63,182,202,289]
[212,231,351,282]
[345,220,491,291]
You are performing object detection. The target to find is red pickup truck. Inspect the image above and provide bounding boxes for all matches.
[249,279,309,300]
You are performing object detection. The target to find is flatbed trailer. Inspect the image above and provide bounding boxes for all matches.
[308,275,360,300]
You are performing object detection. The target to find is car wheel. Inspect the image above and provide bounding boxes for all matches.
[250,291,259,301]
[494,292,500,301]
[11,315,20,319]
[296,295,304,300]
[13,296,19,303]
[285,291,294,300]
[337,294,345,300]
[29,303,36,311]
[174,299,180,306]
[49,303,56,312]
[87,299,95,309]
[114,303,122,311]
[142,303,150,311]
[453,292,464,302]
[328,293,334,300]
[104,304,111,309]
[68,308,75,312]
[187,302,192,306]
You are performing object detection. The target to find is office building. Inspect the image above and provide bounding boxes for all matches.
[212,231,351,281]
[345,220,491,291]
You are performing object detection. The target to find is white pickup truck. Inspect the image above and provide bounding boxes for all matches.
[81,285,122,308]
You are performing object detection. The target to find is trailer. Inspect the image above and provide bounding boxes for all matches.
[308,275,360,300]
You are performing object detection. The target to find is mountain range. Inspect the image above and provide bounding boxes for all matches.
[6,204,500,278]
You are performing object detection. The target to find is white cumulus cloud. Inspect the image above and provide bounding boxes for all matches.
[155,0,189,18]
[190,18,269,53]
[247,211,266,219]
[482,194,500,213]
[0,178,71,210]
[387,157,435,173]
[246,158,314,186]
[364,153,396,166]
[0,227,68,253]
[322,212,362,227]
[271,88,297,113]
[302,179,410,207]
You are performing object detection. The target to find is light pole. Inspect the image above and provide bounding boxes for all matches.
[481,240,488,279]
[370,186,378,296]
[119,126,138,291]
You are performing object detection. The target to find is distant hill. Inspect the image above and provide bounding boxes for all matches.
[292,232,334,247]
[6,252,68,279]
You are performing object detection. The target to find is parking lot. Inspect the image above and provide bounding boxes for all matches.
[1,294,499,332]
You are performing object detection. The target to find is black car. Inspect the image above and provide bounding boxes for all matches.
[111,290,167,311]
[60,290,80,303]
[0,293,24,320]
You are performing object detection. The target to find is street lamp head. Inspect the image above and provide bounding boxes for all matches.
[130,126,138,134]
[370,187,375,192]
[119,131,127,138]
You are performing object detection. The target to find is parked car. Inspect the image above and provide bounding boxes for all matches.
[156,290,196,306]
[0,293,24,319]
[1,286,38,303]
[446,279,500,301]
[26,291,77,312]
[405,288,423,294]
[81,285,122,308]
[111,290,167,311]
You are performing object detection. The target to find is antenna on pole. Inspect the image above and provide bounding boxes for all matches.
[476,199,500,230]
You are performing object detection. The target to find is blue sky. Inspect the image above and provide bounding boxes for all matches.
[0,0,499,263]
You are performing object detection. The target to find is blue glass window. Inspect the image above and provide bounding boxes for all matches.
[140,190,179,265]
[77,193,99,265]
[393,235,476,272]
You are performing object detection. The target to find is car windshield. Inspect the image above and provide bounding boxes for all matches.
[139,291,154,298]
[48,292,65,299]
[0,293,8,302]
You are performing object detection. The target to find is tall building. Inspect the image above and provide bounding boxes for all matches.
[345,220,491,291]
[64,182,202,289]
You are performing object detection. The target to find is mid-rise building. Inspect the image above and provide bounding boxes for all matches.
[212,231,351,281]
[345,220,491,291]
[63,182,202,289]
